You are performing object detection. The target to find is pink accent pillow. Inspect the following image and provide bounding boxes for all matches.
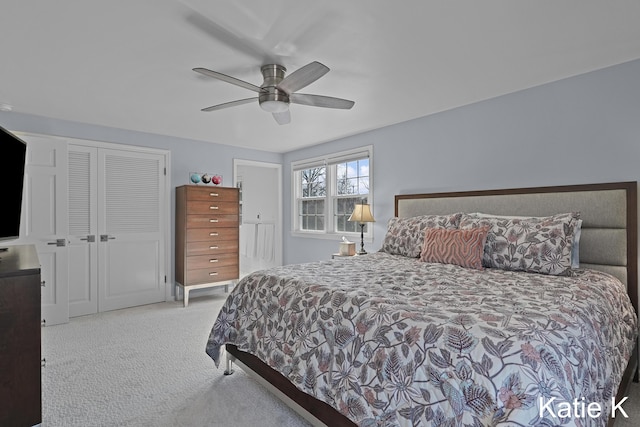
[419,227,489,270]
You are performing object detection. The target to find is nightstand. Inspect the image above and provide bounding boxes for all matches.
[331,253,359,259]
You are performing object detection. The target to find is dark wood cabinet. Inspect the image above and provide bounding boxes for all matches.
[0,244,41,426]
[175,185,239,306]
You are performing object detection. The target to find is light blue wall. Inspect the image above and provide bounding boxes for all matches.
[283,58,640,265]
[3,59,640,269]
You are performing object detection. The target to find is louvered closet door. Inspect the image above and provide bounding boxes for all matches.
[68,145,98,317]
[97,148,166,312]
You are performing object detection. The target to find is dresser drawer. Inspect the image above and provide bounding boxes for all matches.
[186,240,239,256]
[186,227,238,242]
[187,201,238,215]
[186,187,238,202]
[187,253,238,269]
[186,214,238,228]
[186,265,238,285]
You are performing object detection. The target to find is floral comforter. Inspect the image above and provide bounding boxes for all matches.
[206,252,638,427]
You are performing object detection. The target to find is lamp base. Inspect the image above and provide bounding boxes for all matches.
[358,223,367,255]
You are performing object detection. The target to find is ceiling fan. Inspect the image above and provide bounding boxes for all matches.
[193,61,355,125]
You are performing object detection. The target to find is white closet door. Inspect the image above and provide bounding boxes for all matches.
[19,134,69,326]
[68,145,98,317]
[97,148,166,312]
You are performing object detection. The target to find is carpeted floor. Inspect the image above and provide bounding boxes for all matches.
[41,294,310,427]
[42,294,640,426]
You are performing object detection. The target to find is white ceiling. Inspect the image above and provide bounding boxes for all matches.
[2,1,640,153]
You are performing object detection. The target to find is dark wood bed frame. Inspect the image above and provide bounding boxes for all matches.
[226,181,638,427]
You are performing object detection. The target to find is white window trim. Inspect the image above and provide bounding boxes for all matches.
[291,145,373,241]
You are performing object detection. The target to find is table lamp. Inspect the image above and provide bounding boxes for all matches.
[348,202,375,254]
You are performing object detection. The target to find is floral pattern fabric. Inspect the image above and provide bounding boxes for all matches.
[459,212,581,276]
[380,213,463,258]
[206,252,637,427]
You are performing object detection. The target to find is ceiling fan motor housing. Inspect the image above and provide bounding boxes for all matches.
[194,61,353,121]
[259,64,290,112]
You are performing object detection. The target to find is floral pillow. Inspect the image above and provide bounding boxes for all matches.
[458,212,581,275]
[419,227,489,270]
[380,213,462,258]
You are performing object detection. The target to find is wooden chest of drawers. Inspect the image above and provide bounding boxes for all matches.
[175,185,239,306]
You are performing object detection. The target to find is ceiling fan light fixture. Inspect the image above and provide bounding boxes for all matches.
[194,61,354,124]
[258,84,290,113]
[260,100,289,113]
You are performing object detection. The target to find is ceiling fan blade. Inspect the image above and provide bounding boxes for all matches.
[276,61,329,94]
[193,68,262,93]
[272,110,291,125]
[182,1,279,64]
[201,97,257,112]
[290,93,355,109]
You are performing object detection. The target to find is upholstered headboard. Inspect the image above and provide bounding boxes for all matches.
[395,182,638,313]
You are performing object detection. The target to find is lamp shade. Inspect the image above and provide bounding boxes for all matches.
[348,203,375,223]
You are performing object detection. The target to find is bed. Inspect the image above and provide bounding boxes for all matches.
[206,181,639,427]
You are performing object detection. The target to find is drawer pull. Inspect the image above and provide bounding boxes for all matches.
[210,192,219,197]
[209,232,219,236]
[209,219,219,223]
[210,206,219,210]
[209,259,219,263]
[209,246,219,250]
[209,272,219,276]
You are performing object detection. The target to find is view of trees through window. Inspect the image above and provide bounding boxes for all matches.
[299,158,369,233]
[300,166,326,231]
[336,159,369,233]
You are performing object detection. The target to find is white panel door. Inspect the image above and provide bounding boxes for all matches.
[234,160,283,278]
[97,148,166,312]
[67,145,99,317]
[19,134,69,326]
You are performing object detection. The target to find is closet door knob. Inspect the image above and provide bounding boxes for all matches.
[47,238,67,247]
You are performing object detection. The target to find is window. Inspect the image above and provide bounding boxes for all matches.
[292,146,373,239]
[300,166,326,231]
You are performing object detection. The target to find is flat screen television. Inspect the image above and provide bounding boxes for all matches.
[0,126,27,245]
